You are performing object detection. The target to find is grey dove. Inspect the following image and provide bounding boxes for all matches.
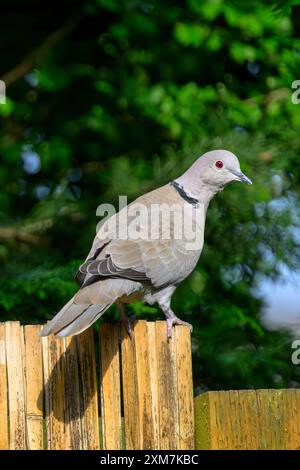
[40,149,252,339]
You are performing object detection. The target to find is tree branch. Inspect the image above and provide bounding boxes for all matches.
[1,15,81,87]
[0,227,49,245]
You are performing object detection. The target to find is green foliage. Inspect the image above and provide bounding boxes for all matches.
[0,0,300,389]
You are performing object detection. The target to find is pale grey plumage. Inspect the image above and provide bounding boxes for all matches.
[40,149,252,338]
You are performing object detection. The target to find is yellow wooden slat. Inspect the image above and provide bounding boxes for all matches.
[41,334,50,449]
[235,390,259,450]
[100,324,122,450]
[255,389,284,450]
[5,321,26,449]
[207,392,220,449]
[283,389,300,450]
[194,392,210,450]
[215,391,231,449]
[225,390,243,449]
[23,325,43,450]
[147,322,159,449]
[155,321,179,450]
[121,323,140,450]
[77,328,100,450]
[0,324,9,450]
[268,389,285,450]
[226,391,241,449]
[134,320,157,449]
[174,325,194,450]
[42,334,66,450]
[64,336,83,449]
[255,389,272,449]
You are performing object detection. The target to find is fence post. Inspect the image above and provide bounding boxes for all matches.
[0,320,194,450]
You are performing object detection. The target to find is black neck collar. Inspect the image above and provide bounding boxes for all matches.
[170,180,199,206]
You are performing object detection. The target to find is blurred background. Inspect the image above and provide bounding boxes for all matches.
[1,0,300,392]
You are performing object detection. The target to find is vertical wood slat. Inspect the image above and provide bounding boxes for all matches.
[77,329,100,450]
[64,337,83,450]
[255,389,284,450]
[42,335,66,450]
[284,389,300,450]
[134,321,158,450]
[230,390,259,449]
[100,324,122,450]
[147,322,159,449]
[41,334,50,450]
[5,322,26,450]
[175,325,194,450]
[155,321,179,450]
[0,324,9,449]
[121,324,140,450]
[23,325,43,450]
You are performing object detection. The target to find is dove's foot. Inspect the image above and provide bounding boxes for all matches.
[166,316,193,340]
[121,314,135,337]
[117,301,134,337]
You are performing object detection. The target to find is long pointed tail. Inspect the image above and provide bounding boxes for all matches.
[39,296,112,337]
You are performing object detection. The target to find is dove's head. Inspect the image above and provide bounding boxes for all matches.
[197,150,252,189]
[175,149,252,202]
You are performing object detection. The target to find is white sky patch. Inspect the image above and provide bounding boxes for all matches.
[258,265,300,337]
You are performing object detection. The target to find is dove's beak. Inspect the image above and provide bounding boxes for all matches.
[230,169,253,185]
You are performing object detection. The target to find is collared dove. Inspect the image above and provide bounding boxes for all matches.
[40,149,252,339]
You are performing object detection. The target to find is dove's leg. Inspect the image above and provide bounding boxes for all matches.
[116,301,133,336]
[158,297,193,340]
[164,311,193,340]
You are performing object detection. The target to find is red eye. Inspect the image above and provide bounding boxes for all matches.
[215,160,223,169]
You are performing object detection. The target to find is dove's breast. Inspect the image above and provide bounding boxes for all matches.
[138,201,206,288]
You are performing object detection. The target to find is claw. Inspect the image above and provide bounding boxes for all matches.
[166,317,193,340]
[116,301,134,338]
[122,315,133,337]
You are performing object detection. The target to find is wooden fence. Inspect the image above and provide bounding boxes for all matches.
[0,320,299,450]
[0,320,194,450]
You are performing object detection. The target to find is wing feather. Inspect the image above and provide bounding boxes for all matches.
[76,186,204,289]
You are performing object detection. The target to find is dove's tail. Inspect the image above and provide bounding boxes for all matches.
[40,278,140,337]
[39,296,112,337]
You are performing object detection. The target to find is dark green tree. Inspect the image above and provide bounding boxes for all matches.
[1,0,300,390]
